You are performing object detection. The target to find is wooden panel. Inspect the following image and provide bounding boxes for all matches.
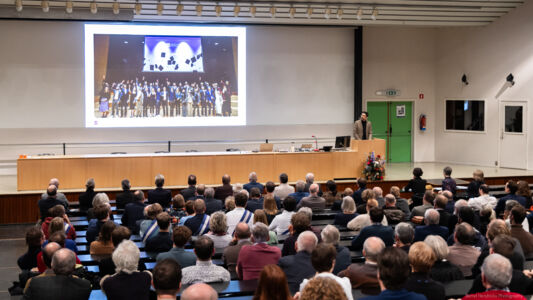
[18,158,87,190]
[86,157,152,188]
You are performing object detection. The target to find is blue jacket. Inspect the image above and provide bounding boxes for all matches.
[414,224,449,242]
[361,289,427,300]
[352,224,394,250]
[496,194,527,216]
[243,181,264,193]
[288,192,309,204]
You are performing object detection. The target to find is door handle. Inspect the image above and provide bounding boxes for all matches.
[390,126,392,135]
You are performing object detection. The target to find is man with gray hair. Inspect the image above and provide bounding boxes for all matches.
[304,173,322,196]
[24,248,91,299]
[278,231,318,294]
[38,185,67,221]
[372,187,385,208]
[339,236,385,295]
[297,183,326,210]
[79,178,96,212]
[382,194,405,225]
[463,254,525,300]
[148,174,172,208]
[321,225,351,274]
[237,223,281,280]
[40,178,69,209]
[181,283,218,300]
[288,180,310,204]
[116,178,135,209]
[394,222,414,252]
[204,187,223,215]
[413,209,449,242]
[243,171,264,193]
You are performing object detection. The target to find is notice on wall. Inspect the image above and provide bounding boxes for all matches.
[396,105,406,118]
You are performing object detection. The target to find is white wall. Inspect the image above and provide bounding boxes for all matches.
[0,21,355,160]
[434,1,533,169]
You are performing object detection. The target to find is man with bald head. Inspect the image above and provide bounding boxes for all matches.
[413,209,449,242]
[181,283,218,300]
[223,222,252,279]
[38,185,67,221]
[297,183,326,210]
[24,248,91,300]
[339,237,385,295]
[278,230,318,294]
[448,223,481,277]
[40,178,69,209]
[215,174,233,203]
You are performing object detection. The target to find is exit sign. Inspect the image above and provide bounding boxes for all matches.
[376,89,401,97]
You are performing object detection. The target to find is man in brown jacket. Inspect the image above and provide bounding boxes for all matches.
[510,205,533,255]
[353,111,373,140]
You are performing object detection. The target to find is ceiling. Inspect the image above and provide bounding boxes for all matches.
[0,0,525,26]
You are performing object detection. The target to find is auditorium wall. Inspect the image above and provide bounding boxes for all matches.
[0,22,354,162]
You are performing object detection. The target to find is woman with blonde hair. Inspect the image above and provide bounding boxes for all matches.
[204,211,232,249]
[253,210,278,245]
[467,169,485,199]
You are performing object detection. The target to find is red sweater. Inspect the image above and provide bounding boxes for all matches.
[462,290,526,300]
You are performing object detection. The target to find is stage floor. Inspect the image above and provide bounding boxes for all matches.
[3,162,533,195]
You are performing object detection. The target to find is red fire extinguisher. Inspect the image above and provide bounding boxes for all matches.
[419,114,426,131]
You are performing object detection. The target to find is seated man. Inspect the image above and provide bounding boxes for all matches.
[204,187,223,215]
[409,190,435,222]
[214,174,233,203]
[86,205,112,244]
[39,178,69,210]
[360,248,426,300]
[382,194,405,225]
[181,236,230,284]
[152,259,182,300]
[140,203,164,242]
[148,174,172,208]
[116,179,135,209]
[184,199,211,236]
[121,190,146,234]
[288,181,309,204]
[448,223,481,277]
[237,223,281,280]
[41,205,75,240]
[393,222,414,253]
[404,242,445,300]
[181,283,218,300]
[468,184,497,211]
[24,248,91,300]
[156,226,197,268]
[269,196,297,236]
[274,173,295,201]
[246,187,264,212]
[278,231,317,294]
[509,205,533,255]
[352,207,394,250]
[180,175,197,201]
[38,185,67,221]
[434,194,451,228]
[145,212,173,253]
[495,180,528,216]
[347,199,388,235]
[339,237,385,295]
[223,223,252,279]
[297,183,326,210]
[413,209,449,242]
[243,171,264,193]
[226,193,254,235]
[321,225,351,274]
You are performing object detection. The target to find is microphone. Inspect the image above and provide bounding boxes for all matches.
[312,135,318,151]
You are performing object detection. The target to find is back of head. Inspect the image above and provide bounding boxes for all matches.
[249,172,258,182]
[112,226,131,247]
[481,254,512,290]
[413,167,423,178]
[298,207,313,221]
[26,226,43,248]
[205,187,215,199]
[507,180,518,194]
[112,240,140,274]
[297,231,318,253]
[265,181,275,193]
[492,235,516,259]
[263,195,278,214]
[99,220,117,242]
[155,174,165,187]
[193,199,206,214]
[283,196,297,212]
[372,186,383,198]
[517,180,531,197]
[458,206,475,225]
[311,243,337,273]
[253,209,268,225]
[121,179,131,191]
[394,222,414,246]
[357,178,367,189]
[232,183,243,194]
[377,247,410,290]
[320,225,340,245]
[172,194,185,209]
[326,180,337,193]
[181,283,218,300]
[341,196,355,213]
[390,186,400,198]
[225,197,235,211]
[134,190,145,202]
[92,192,110,208]
[49,217,65,236]
[153,259,182,296]
[255,264,291,300]
[251,222,270,243]
[455,222,475,245]
[156,212,171,230]
[424,209,440,225]
[487,219,511,242]
[473,169,484,182]
[222,174,231,185]
[234,223,251,240]
[309,183,319,194]
[43,242,61,269]
[173,226,192,247]
[187,174,197,186]
[295,180,306,192]
[94,205,111,221]
[300,276,347,300]
[185,200,195,215]
[196,184,206,196]
[47,185,57,197]
[250,187,261,199]
[363,236,385,262]
[49,205,65,218]
[51,248,76,275]
[384,194,396,206]
[305,173,314,184]
[369,207,384,223]
[435,195,448,209]
[194,236,214,260]
[443,166,452,176]
[291,212,311,234]
[479,184,490,195]
[147,203,163,219]
[48,231,66,248]
[505,200,520,213]
[361,189,374,203]
[279,173,288,184]
[423,190,435,205]
[209,212,228,234]
[424,235,449,261]
[510,205,527,224]
[234,192,248,207]
[408,242,436,273]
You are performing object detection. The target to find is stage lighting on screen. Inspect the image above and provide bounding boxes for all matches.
[84,24,246,128]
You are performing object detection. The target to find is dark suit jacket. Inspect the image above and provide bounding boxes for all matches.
[496,194,528,216]
[278,251,315,294]
[121,201,146,234]
[215,184,233,203]
[23,275,91,300]
[148,187,172,208]
[511,224,533,255]
[180,186,196,201]
[414,225,449,242]
[223,240,252,279]
[243,181,264,193]
[333,245,351,275]
[404,272,445,300]
[437,209,451,228]
[338,262,380,295]
[38,197,66,221]
[246,198,263,213]
[352,188,365,205]
[78,188,96,212]
[404,178,427,207]
[352,224,394,250]
[145,232,173,253]
[205,197,224,215]
[116,190,135,209]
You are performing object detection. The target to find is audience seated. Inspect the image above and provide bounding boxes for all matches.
[334,196,358,227]
[253,264,292,300]
[204,187,223,215]
[463,254,527,300]
[38,232,81,273]
[447,206,487,250]
[303,173,322,197]
[182,236,230,284]
[424,235,463,283]
[409,190,435,223]
[504,200,530,232]
[466,169,484,199]
[393,222,414,253]
[269,196,297,236]
[264,181,282,209]
[448,222,481,277]
[195,184,206,201]
[321,225,350,274]
[300,276,347,300]
[356,189,375,214]
[181,283,218,300]
[413,209,448,242]
[33,242,61,277]
[253,210,278,245]
[39,178,69,210]
[339,237,384,295]
[152,259,182,300]
[24,248,91,300]
[156,226,196,267]
[352,178,367,205]
[274,173,295,201]
[178,200,196,226]
[433,194,451,228]
[226,192,254,235]
[99,226,147,277]
[390,186,410,217]
[404,242,445,300]
[78,178,96,212]
[184,199,211,236]
[121,190,146,234]
[115,179,135,209]
[204,211,232,249]
[90,220,116,255]
[148,174,172,208]
[44,219,78,253]
[468,184,497,211]
[496,180,528,216]
[237,223,281,280]
[352,207,394,250]
[509,205,533,255]
[42,205,76,240]
[297,184,326,210]
[278,231,318,294]
[517,180,533,208]
[403,167,427,208]
[168,194,186,220]
[244,172,264,193]
[381,194,404,225]
[214,174,233,203]
[246,187,264,212]
[140,203,163,242]
[87,201,113,244]
[101,240,152,300]
[347,199,388,235]
[288,181,309,204]
[18,226,43,271]
[263,195,279,224]
[299,243,353,300]
[281,212,315,256]
[180,175,197,201]
[372,187,385,208]
[38,185,67,221]
[223,222,252,279]
[146,212,173,253]
[323,180,342,209]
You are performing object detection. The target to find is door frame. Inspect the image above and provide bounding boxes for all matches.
[498,99,528,169]
[364,98,415,163]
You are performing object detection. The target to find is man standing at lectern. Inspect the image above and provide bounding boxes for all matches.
[353,112,373,140]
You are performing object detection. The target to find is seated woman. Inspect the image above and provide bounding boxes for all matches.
[404,167,427,208]
[43,217,78,253]
[225,196,236,213]
[17,226,44,271]
[98,226,147,277]
[253,264,292,300]
[253,210,278,245]
[167,194,186,220]
[101,240,152,300]
[323,180,342,210]
[37,231,81,273]
[333,196,358,227]
[424,235,464,283]
[204,211,232,249]
[90,220,116,255]
[404,242,445,300]
[263,195,279,224]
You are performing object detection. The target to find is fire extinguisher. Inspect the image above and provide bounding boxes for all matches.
[419,114,426,131]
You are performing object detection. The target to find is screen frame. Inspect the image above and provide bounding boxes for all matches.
[84,23,246,128]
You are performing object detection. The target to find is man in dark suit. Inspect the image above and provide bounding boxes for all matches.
[122,190,147,234]
[145,212,173,253]
[413,209,449,242]
[194,184,206,201]
[246,188,263,212]
[288,181,309,205]
[352,208,394,250]
[496,180,528,216]
[214,174,233,203]
[23,248,91,300]
[116,179,135,209]
[297,184,326,210]
[38,185,67,221]
[243,172,264,193]
[352,178,367,205]
[509,205,533,255]
[303,173,322,197]
[205,187,223,215]
[278,231,318,294]
[353,111,372,140]
[148,174,172,208]
[180,174,197,201]
[78,178,96,212]
[184,199,210,236]
[434,194,451,228]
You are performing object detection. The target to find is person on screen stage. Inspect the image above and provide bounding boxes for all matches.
[142,84,149,117]
[205,83,213,116]
[129,83,137,118]
[161,85,169,117]
[214,83,223,116]
[149,85,157,117]
[200,84,208,117]
[134,84,144,118]
[176,84,183,117]
[155,86,162,117]
[112,83,122,118]
[99,85,111,118]
[120,84,129,118]
[193,86,201,117]
[222,81,232,117]
[169,83,177,117]
[353,111,373,140]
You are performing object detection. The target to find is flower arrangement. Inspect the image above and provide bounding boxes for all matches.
[363,152,386,181]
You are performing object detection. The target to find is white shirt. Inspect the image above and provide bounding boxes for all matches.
[468,194,497,211]
[274,184,295,201]
[204,233,233,249]
[300,272,353,300]
[269,210,295,236]
[346,213,388,235]
[226,207,254,235]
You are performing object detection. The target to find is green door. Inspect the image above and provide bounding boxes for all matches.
[366,101,412,162]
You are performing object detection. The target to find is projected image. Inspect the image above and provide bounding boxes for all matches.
[84,24,246,127]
